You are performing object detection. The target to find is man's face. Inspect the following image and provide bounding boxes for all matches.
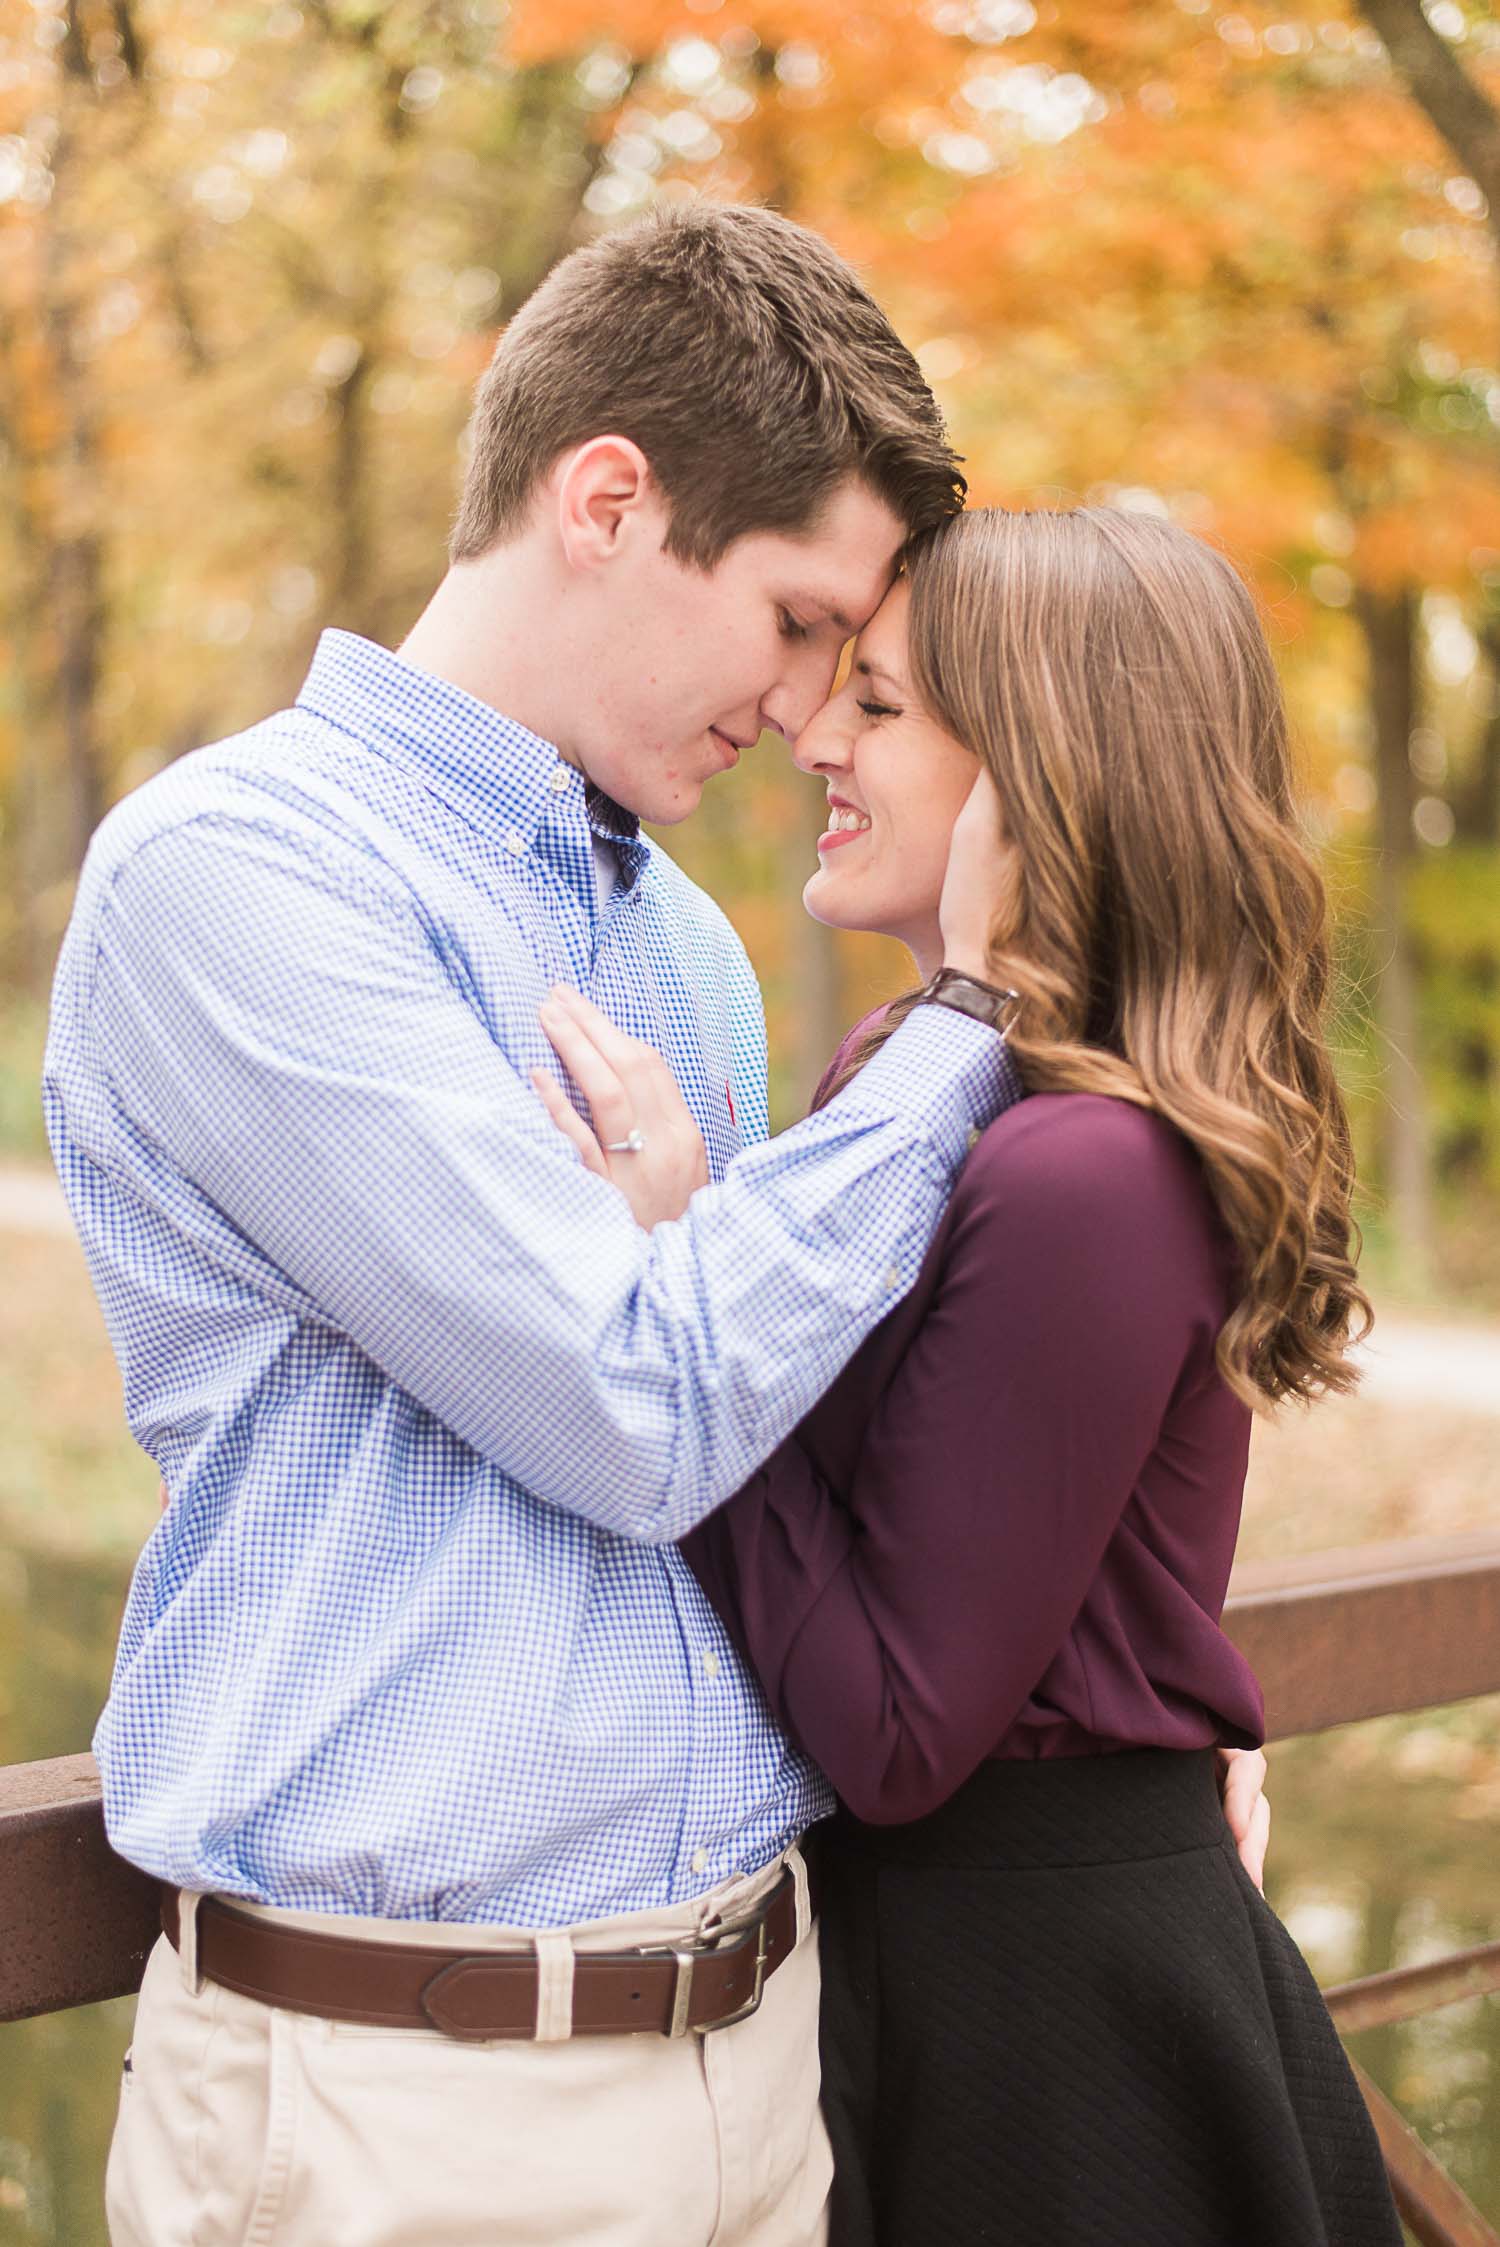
[568,478,908,825]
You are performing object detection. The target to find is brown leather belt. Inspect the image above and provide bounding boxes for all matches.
[161,1867,810,2042]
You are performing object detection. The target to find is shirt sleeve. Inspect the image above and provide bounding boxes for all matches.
[680,1103,1206,1822]
[80,810,1020,1546]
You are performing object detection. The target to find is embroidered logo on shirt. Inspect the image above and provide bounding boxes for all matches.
[725,1080,737,1130]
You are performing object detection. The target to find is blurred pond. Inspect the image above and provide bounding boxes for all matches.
[0,1532,1496,2245]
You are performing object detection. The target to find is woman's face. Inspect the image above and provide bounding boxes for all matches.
[795,578,978,978]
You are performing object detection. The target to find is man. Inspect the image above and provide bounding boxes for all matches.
[48,201,1260,2246]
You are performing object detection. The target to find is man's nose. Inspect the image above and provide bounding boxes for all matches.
[763,643,844,750]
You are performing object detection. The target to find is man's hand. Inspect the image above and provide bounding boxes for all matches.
[1218,1746,1270,1891]
[533,986,710,1229]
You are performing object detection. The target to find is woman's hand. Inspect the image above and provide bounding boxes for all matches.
[533,985,709,1229]
[1217,1745,1271,1892]
[937,768,1018,984]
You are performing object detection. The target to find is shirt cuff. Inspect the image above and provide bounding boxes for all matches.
[830,1003,1025,1176]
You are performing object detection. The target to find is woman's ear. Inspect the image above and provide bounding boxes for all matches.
[554,435,658,573]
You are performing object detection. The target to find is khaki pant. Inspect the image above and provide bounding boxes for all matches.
[105,1847,831,2247]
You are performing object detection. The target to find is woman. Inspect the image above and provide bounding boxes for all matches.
[536,507,1401,2247]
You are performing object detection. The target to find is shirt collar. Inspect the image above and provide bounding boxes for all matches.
[295,630,645,876]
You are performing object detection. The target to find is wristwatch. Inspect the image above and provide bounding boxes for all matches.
[919,967,1017,1029]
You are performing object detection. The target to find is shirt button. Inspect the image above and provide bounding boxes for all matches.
[703,1650,721,1680]
[884,1266,902,1292]
[503,826,527,855]
[966,1124,982,1152]
[691,1848,709,1874]
[547,766,570,795]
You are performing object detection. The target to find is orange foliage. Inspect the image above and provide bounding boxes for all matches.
[3,0,1499,1008]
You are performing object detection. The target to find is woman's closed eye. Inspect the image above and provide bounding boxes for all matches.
[857,697,901,720]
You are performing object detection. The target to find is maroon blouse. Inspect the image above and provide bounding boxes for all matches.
[681,1035,1265,1828]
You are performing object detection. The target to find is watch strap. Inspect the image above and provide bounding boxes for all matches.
[920,968,1017,1029]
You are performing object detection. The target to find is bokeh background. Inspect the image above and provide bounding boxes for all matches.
[1,1,1498,2238]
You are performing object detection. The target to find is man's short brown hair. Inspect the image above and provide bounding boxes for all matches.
[450,201,964,569]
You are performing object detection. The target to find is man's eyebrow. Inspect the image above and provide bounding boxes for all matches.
[789,594,856,634]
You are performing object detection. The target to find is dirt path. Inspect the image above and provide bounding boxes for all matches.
[1354,1316,1500,1416]
[0,1162,73,1239]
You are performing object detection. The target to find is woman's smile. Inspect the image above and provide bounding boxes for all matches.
[795,579,980,979]
[818,793,873,854]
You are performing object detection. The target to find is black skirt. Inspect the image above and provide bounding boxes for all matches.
[814,1749,1403,2247]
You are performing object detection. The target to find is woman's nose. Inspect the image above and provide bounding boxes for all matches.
[791,695,854,777]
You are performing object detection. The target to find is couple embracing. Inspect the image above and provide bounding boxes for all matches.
[47,202,1401,2246]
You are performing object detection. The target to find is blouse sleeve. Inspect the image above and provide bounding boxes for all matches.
[680,1098,1216,1824]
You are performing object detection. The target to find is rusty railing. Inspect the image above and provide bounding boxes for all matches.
[3,1526,1500,2242]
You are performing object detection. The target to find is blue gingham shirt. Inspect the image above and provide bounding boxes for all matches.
[45,630,1020,1926]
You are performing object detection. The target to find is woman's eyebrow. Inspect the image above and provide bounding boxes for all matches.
[855,656,907,694]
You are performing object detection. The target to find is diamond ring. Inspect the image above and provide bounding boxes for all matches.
[604,1128,647,1155]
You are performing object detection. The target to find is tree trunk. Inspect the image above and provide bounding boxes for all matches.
[45,510,107,875]
[1356,0,1500,368]
[1353,584,1434,1292]
[1455,616,1500,846]
[1355,0,1500,233]
[32,72,109,964]
[329,343,373,630]
[0,298,56,989]
[43,144,108,873]
[1342,4,1500,1277]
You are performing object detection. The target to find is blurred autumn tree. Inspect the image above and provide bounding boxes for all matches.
[2,0,1498,1286]
[1,0,620,974]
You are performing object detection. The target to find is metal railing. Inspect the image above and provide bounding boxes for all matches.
[3,1527,1500,2241]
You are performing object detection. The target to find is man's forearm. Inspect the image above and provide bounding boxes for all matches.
[86,817,1019,1541]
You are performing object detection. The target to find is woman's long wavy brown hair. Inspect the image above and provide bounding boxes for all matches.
[822,506,1370,1409]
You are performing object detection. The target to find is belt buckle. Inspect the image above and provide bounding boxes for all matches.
[698,1914,769,2036]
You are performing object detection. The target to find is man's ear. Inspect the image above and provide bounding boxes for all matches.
[554,435,660,572]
